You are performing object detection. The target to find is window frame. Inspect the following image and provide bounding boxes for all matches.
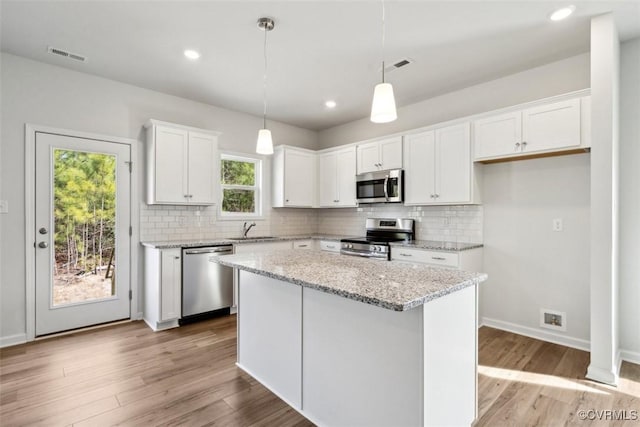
[219,152,263,219]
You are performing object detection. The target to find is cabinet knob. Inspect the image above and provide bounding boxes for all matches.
[286,199,289,202]
[434,194,440,198]
[515,142,521,151]
[174,256,180,259]
[522,141,528,149]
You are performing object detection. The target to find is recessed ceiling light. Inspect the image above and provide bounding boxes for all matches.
[184,49,201,60]
[550,5,575,21]
[325,100,337,109]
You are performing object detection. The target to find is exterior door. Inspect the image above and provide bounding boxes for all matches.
[34,132,131,336]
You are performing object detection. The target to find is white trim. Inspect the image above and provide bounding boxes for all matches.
[619,349,640,365]
[219,152,263,219]
[0,333,27,348]
[24,124,139,341]
[144,119,222,137]
[586,365,619,386]
[480,317,590,352]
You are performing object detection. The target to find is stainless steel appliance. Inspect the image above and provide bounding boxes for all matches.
[356,169,404,204]
[341,218,414,260]
[182,245,234,320]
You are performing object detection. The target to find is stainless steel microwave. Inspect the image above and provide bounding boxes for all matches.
[355,169,404,204]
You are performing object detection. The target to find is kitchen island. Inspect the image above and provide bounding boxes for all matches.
[213,250,488,427]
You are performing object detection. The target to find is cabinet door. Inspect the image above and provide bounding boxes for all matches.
[335,147,357,207]
[378,136,403,170]
[473,111,522,160]
[436,123,471,204]
[403,131,435,205]
[155,126,188,203]
[522,98,580,153]
[318,152,338,207]
[356,141,381,174]
[187,131,218,204]
[160,249,181,321]
[285,150,315,207]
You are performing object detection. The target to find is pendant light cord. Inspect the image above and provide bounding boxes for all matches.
[262,22,268,129]
[381,0,386,84]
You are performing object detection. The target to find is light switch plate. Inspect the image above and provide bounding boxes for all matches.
[0,200,8,214]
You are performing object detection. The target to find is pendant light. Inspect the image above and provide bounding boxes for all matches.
[370,0,397,123]
[256,17,275,155]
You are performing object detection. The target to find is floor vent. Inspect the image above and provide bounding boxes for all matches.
[47,46,87,63]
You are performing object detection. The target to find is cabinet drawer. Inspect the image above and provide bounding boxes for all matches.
[319,240,340,253]
[293,240,313,249]
[391,248,459,268]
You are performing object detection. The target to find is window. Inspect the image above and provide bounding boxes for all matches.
[220,153,262,217]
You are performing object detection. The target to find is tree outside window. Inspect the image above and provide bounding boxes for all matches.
[220,154,261,217]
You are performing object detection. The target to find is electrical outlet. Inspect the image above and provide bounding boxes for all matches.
[540,309,566,331]
[552,218,563,232]
[0,200,7,214]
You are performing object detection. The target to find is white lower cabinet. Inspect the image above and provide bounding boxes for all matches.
[144,247,181,331]
[318,240,340,253]
[391,246,483,271]
[293,240,313,249]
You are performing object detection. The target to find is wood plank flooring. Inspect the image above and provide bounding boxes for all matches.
[1,316,638,426]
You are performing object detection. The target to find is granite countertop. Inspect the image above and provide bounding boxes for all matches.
[141,234,348,249]
[389,240,483,251]
[212,250,488,312]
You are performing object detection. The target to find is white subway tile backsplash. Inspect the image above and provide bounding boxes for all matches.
[140,201,482,244]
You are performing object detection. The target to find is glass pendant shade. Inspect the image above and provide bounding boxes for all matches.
[370,82,397,123]
[256,128,274,155]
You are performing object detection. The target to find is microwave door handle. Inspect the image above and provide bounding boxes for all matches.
[383,175,389,201]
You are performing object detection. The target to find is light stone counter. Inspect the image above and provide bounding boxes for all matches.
[214,249,488,311]
[140,234,348,249]
[390,239,483,251]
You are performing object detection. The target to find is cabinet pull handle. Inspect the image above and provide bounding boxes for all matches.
[400,253,412,257]
[174,256,180,259]
[432,256,446,261]
[298,244,308,248]
[326,245,335,249]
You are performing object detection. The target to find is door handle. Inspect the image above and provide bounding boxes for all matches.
[38,241,48,248]
[383,175,389,201]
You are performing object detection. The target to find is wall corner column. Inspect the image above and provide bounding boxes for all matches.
[587,13,621,386]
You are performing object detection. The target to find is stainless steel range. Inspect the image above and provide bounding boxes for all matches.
[341,218,415,260]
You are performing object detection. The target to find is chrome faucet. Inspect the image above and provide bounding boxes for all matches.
[243,222,256,238]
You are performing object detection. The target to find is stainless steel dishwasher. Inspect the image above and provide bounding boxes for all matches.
[182,245,234,320]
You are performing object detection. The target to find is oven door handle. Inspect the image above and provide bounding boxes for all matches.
[383,175,389,201]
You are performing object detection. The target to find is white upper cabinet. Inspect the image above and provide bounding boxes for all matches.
[356,136,403,174]
[272,146,316,208]
[146,120,220,205]
[404,123,478,205]
[318,146,356,207]
[473,96,588,161]
[522,98,581,153]
[473,111,522,159]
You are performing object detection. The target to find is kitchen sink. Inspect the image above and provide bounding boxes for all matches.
[228,236,276,241]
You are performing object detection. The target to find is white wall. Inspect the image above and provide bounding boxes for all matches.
[480,154,591,347]
[587,14,620,385]
[619,37,640,360]
[0,53,318,343]
[318,53,590,148]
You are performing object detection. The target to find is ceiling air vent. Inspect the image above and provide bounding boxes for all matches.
[47,46,87,63]
[382,57,414,74]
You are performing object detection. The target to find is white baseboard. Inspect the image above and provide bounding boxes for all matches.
[0,333,27,348]
[133,311,144,321]
[480,317,590,352]
[620,349,640,365]
[586,364,619,386]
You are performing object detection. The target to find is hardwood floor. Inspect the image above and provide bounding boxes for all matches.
[0,316,638,426]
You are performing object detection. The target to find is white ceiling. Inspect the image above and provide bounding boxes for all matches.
[1,1,639,131]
